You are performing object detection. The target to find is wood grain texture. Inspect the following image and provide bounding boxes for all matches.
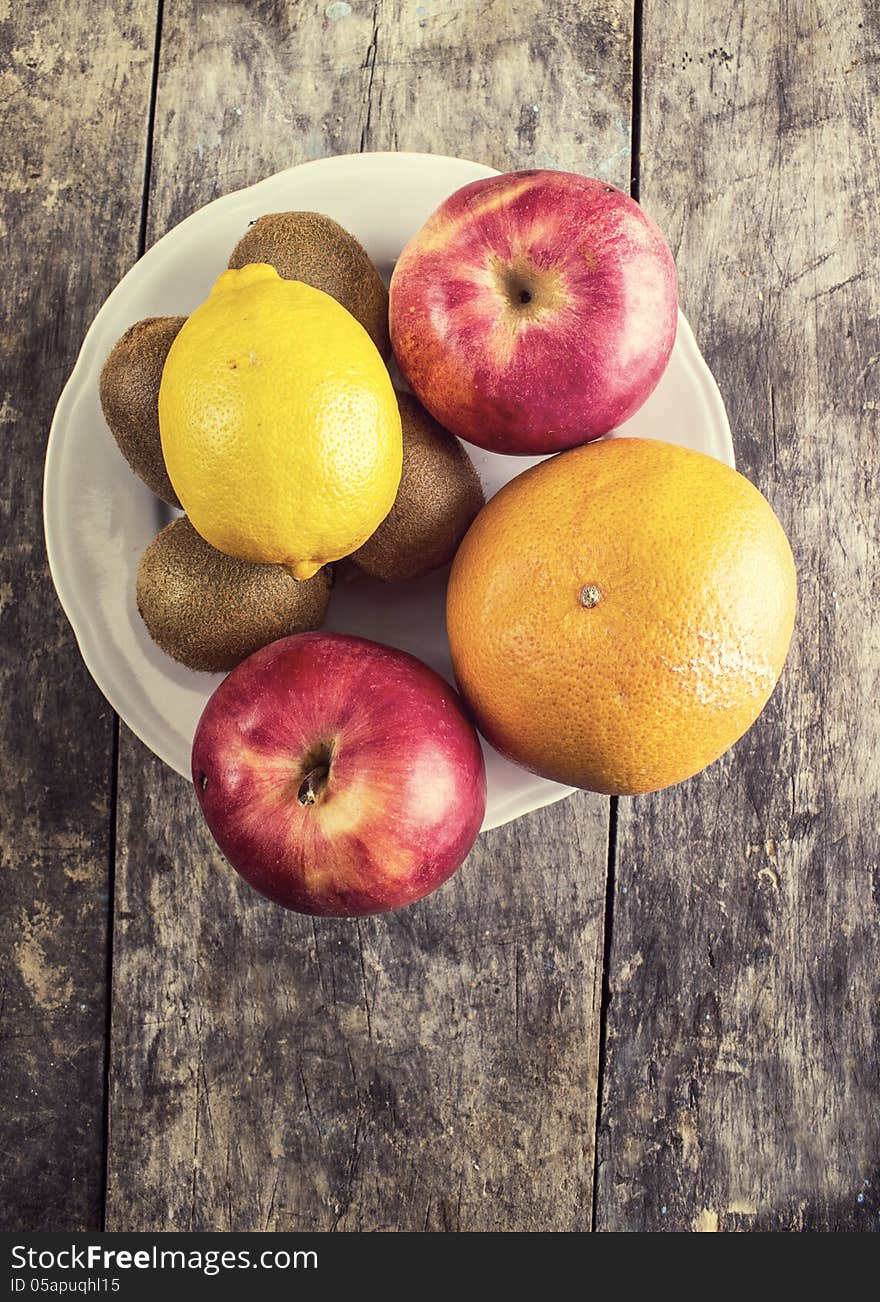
[0,1,158,1230]
[105,0,632,1231]
[596,0,880,1231]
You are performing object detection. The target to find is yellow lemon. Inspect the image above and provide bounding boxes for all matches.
[159,263,402,579]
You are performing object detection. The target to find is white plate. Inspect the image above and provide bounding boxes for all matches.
[44,152,733,831]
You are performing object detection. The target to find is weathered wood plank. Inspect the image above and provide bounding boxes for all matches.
[596,0,880,1231]
[0,1,159,1230]
[106,0,631,1231]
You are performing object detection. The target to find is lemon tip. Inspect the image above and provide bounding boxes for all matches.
[287,560,322,581]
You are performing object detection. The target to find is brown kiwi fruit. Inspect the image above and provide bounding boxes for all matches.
[100,316,186,507]
[352,392,485,582]
[228,212,390,356]
[137,517,332,673]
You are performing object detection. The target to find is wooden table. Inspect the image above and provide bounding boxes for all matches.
[2,1,877,1233]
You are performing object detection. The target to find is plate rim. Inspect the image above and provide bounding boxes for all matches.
[43,151,733,827]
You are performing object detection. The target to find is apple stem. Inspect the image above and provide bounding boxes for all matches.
[298,764,330,806]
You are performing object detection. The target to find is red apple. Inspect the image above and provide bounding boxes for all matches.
[390,169,678,454]
[191,632,487,916]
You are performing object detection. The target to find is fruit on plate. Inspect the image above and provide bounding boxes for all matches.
[229,211,390,357]
[192,632,487,916]
[137,517,331,673]
[100,316,186,506]
[352,391,485,582]
[159,263,402,580]
[447,438,797,795]
[390,170,677,455]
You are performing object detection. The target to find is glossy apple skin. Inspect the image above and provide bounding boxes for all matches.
[191,632,487,916]
[390,170,678,454]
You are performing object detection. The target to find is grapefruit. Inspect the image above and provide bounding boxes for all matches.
[446,438,797,795]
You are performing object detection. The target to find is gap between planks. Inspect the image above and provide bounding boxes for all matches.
[99,0,166,1235]
[590,0,643,1229]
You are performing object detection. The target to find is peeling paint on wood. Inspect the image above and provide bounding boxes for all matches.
[596,0,880,1234]
[0,1,158,1231]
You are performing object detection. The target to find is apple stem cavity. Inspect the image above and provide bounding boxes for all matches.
[489,254,567,319]
[297,762,331,806]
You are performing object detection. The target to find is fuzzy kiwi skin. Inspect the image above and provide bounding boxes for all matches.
[352,392,485,583]
[137,518,332,673]
[100,317,186,507]
[228,212,390,357]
